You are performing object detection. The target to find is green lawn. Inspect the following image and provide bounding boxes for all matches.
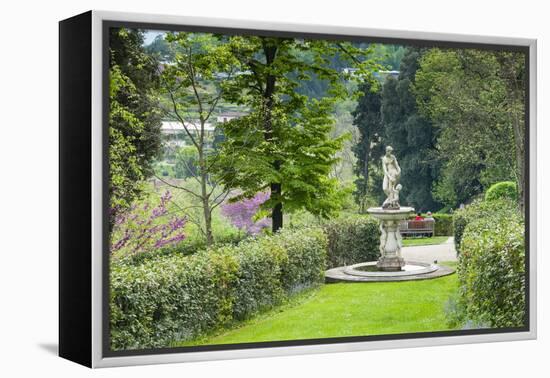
[402,236,450,247]
[177,263,458,346]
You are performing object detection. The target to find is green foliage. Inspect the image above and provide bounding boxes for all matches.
[352,80,385,209]
[213,36,380,231]
[453,206,525,328]
[323,216,380,268]
[109,28,162,221]
[216,98,350,221]
[153,161,174,177]
[110,227,327,350]
[432,213,453,236]
[379,48,441,212]
[485,181,518,202]
[159,32,244,245]
[370,44,406,71]
[291,44,404,99]
[173,146,199,179]
[121,231,247,265]
[144,33,174,61]
[109,68,146,212]
[404,212,453,236]
[452,215,468,255]
[414,49,525,210]
[453,199,518,254]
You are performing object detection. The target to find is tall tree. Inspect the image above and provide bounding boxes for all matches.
[215,37,379,232]
[379,48,440,212]
[351,80,385,211]
[157,32,240,246]
[414,48,525,211]
[109,28,163,222]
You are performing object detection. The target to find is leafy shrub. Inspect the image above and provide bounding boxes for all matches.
[153,161,175,177]
[404,213,452,236]
[455,212,525,328]
[110,227,327,350]
[432,213,453,236]
[121,231,248,265]
[453,215,467,254]
[453,199,517,253]
[485,181,518,202]
[323,216,380,268]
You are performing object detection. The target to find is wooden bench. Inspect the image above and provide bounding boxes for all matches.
[399,219,435,237]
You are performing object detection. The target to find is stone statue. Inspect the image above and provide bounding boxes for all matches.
[367,145,413,271]
[381,146,401,209]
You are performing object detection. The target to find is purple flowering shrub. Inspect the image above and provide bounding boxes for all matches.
[221,192,272,235]
[110,191,187,257]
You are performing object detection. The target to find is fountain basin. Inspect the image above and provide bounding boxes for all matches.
[325,262,455,282]
[367,206,415,220]
[343,261,438,277]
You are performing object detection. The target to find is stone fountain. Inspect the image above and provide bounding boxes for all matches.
[367,146,414,271]
[325,146,454,282]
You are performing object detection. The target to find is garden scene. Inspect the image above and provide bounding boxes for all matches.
[108,28,527,351]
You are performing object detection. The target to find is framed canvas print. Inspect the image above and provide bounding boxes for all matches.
[59,10,537,368]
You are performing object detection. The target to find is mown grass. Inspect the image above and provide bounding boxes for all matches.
[176,263,458,346]
[402,236,450,247]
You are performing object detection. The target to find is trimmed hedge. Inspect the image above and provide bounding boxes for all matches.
[121,232,248,265]
[456,209,525,328]
[485,181,518,202]
[404,213,453,236]
[110,227,327,350]
[432,213,453,236]
[323,216,380,269]
[452,199,517,253]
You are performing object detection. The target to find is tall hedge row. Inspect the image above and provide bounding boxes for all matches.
[323,216,380,268]
[452,199,518,253]
[110,227,327,350]
[432,213,453,236]
[456,206,525,328]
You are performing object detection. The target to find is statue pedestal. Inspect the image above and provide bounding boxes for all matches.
[367,207,415,272]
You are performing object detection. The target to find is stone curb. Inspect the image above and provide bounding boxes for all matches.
[325,263,455,283]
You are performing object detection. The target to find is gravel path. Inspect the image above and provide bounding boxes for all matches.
[401,237,457,264]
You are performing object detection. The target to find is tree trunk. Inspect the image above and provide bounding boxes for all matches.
[203,200,213,246]
[512,113,525,215]
[200,177,214,246]
[262,41,283,233]
[198,124,214,246]
[271,182,283,232]
[364,147,369,183]
[501,53,526,215]
[359,147,370,213]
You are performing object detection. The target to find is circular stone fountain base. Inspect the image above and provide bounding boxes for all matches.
[325,261,454,283]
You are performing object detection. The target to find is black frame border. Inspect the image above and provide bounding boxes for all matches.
[101,19,531,359]
[59,11,93,367]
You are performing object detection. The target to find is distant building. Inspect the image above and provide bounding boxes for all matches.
[341,68,400,81]
[374,70,400,80]
[216,111,246,123]
[161,121,215,135]
[161,121,216,150]
[160,112,246,152]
